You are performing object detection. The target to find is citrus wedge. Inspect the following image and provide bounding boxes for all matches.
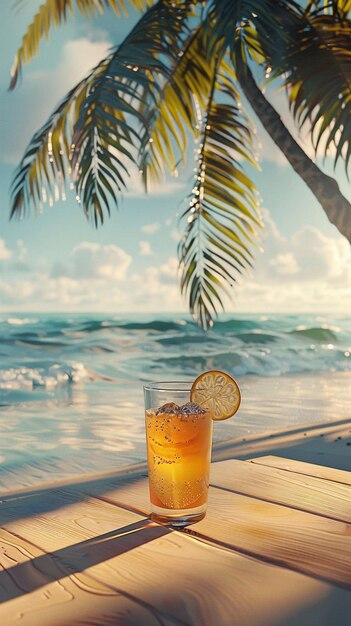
[190,370,241,420]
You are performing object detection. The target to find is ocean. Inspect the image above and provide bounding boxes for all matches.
[1,312,350,491]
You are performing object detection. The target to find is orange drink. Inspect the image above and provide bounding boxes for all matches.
[144,383,213,526]
[144,372,241,526]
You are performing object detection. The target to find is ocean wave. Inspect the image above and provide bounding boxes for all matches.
[157,334,219,346]
[236,332,279,344]
[0,362,92,390]
[1,316,350,383]
[77,320,118,333]
[214,318,260,331]
[152,345,351,377]
[289,327,338,342]
[120,320,188,332]
[155,352,248,374]
[75,318,260,334]
[17,338,68,348]
[73,319,189,333]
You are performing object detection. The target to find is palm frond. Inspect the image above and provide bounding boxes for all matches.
[70,0,191,223]
[267,8,351,170]
[9,0,152,90]
[10,76,90,219]
[179,60,262,329]
[203,0,301,58]
[139,22,213,189]
[10,0,192,224]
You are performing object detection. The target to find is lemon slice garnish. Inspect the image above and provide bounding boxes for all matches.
[190,370,241,420]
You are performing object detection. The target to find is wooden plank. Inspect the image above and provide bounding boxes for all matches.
[194,486,351,589]
[210,459,351,523]
[0,528,179,626]
[250,456,351,486]
[86,469,351,588]
[1,486,351,626]
[85,457,351,525]
[0,493,178,624]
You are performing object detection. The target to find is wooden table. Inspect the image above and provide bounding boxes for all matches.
[1,456,350,626]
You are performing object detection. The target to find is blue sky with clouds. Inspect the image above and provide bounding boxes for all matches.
[1,1,351,315]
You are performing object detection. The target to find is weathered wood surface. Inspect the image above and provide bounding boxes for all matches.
[3,487,350,626]
[79,469,351,587]
[210,459,351,523]
[1,458,351,626]
[251,455,351,486]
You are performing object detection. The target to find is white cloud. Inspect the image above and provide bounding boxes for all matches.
[0,240,12,261]
[71,242,131,280]
[126,176,186,198]
[139,241,153,256]
[1,215,351,314]
[271,220,350,281]
[269,252,299,276]
[230,217,351,312]
[56,38,111,85]
[260,223,351,285]
[159,257,178,278]
[290,226,351,281]
[141,222,161,235]
[129,262,182,309]
[0,239,183,312]
[147,180,186,197]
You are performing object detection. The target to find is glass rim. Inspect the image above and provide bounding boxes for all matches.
[143,381,193,392]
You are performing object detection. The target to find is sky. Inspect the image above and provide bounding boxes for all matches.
[0,1,351,316]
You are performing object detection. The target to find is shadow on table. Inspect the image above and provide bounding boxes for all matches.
[1,517,350,626]
[0,519,169,603]
[1,418,350,527]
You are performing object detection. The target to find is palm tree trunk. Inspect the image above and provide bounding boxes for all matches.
[237,64,351,242]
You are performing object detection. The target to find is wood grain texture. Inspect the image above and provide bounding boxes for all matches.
[210,459,351,523]
[250,456,351,486]
[1,486,351,626]
[0,529,180,626]
[84,467,351,588]
[194,486,351,588]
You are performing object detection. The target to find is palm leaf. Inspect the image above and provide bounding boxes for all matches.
[179,58,262,329]
[10,0,193,224]
[10,76,90,218]
[259,4,351,170]
[203,0,301,58]
[139,22,214,189]
[70,0,191,223]
[9,0,152,89]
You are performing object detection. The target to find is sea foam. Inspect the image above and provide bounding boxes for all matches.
[0,362,91,389]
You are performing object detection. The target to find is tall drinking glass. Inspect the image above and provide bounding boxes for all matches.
[144,381,213,526]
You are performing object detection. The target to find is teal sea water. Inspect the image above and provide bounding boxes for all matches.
[1,312,350,489]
